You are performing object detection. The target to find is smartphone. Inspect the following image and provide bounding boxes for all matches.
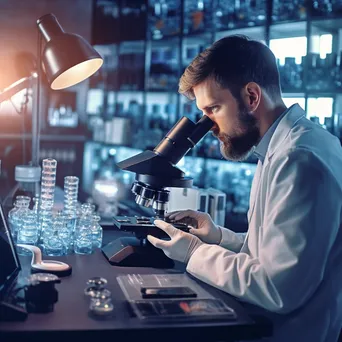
[140,286,197,299]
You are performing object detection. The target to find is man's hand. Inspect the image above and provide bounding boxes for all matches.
[147,220,203,264]
[166,210,222,245]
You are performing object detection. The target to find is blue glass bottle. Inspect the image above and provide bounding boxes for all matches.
[44,212,64,256]
[74,203,95,255]
[17,211,39,256]
[9,196,31,243]
[91,215,103,249]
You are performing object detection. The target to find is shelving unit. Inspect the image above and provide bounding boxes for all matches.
[84,0,342,223]
[89,0,342,147]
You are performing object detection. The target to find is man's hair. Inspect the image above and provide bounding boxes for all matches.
[179,35,282,101]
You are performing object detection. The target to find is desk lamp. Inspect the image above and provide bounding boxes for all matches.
[0,13,103,167]
[32,13,103,166]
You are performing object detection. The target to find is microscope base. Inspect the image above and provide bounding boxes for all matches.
[101,236,174,268]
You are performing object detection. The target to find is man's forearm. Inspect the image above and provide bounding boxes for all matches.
[219,226,246,252]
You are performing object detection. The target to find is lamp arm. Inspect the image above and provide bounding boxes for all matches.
[0,75,37,104]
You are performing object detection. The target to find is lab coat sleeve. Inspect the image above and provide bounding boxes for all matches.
[187,148,340,313]
[219,226,246,252]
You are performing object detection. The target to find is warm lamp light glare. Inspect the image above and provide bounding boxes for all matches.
[50,58,103,90]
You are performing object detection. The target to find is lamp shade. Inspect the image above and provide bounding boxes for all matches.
[37,14,103,90]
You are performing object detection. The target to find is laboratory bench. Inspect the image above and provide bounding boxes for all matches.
[0,229,272,342]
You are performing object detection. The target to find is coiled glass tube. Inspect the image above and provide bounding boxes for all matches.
[40,158,57,211]
[39,158,57,248]
[64,176,79,218]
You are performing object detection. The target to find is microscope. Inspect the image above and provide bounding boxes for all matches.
[101,115,214,268]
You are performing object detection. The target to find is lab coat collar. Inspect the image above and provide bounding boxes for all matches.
[254,106,291,164]
[264,104,306,168]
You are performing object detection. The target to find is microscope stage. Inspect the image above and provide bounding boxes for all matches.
[113,216,190,239]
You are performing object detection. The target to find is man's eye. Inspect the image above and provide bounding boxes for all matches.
[203,106,218,115]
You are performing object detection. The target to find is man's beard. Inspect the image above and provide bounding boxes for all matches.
[216,101,260,162]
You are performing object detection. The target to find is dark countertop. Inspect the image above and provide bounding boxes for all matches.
[0,230,272,342]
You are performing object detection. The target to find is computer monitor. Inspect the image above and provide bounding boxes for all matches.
[0,202,27,321]
[0,202,20,300]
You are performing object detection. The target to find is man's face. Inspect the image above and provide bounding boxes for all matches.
[193,78,260,161]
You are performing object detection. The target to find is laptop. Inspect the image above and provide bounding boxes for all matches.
[0,202,27,321]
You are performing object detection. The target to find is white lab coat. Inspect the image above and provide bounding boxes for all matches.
[187,104,342,342]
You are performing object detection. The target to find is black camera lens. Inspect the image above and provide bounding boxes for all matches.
[25,273,60,313]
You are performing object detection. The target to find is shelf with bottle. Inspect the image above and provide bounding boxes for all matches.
[89,92,145,149]
[147,0,267,39]
[269,27,342,99]
[148,0,268,39]
[91,1,342,49]
[87,89,181,151]
[92,0,121,45]
[139,93,179,149]
[306,52,342,93]
[274,51,342,95]
[310,1,342,21]
[307,14,342,94]
[271,0,307,24]
[182,33,213,72]
[147,36,181,92]
[145,91,178,122]
[88,42,146,92]
[277,56,305,93]
[89,44,119,90]
[148,0,182,40]
[118,41,146,91]
[212,0,266,33]
[120,0,147,41]
[183,0,213,36]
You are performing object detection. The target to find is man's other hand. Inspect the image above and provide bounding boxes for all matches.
[147,219,203,264]
[166,210,222,245]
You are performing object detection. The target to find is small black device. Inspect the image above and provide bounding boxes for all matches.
[141,286,197,299]
[25,273,60,313]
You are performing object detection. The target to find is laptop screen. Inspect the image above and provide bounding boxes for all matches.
[0,203,20,297]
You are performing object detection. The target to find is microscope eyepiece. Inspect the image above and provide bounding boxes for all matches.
[153,115,214,165]
[188,115,215,146]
